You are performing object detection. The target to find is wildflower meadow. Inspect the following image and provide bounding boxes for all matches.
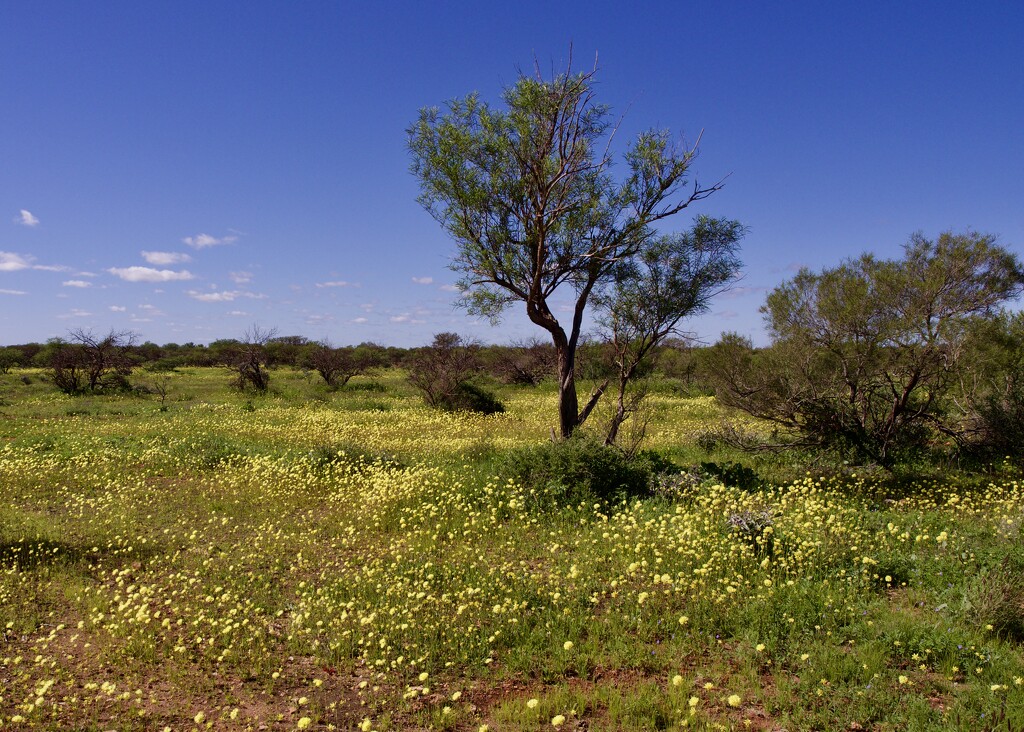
[1,368,1022,730]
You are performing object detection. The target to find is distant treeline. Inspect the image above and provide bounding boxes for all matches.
[0,334,715,390]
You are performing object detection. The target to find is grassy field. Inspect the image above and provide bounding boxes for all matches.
[1,367,1022,731]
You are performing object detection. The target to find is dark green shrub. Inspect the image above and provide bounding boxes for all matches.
[498,435,653,507]
[700,460,763,492]
[437,381,505,415]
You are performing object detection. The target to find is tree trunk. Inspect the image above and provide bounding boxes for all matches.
[555,341,580,439]
[605,386,628,446]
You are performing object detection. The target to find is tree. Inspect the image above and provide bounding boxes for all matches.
[407,333,504,414]
[595,216,744,448]
[266,335,310,367]
[303,342,382,388]
[223,325,277,392]
[45,329,136,395]
[0,347,20,374]
[956,311,1024,461]
[708,231,1024,467]
[408,56,727,438]
[485,338,557,386]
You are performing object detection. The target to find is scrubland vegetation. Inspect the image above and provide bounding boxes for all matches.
[1,366,1023,731]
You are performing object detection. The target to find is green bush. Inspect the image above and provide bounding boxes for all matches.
[966,542,1024,642]
[700,460,764,491]
[498,435,654,507]
[437,381,505,415]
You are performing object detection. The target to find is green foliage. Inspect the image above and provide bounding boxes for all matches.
[407,332,505,414]
[594,216,745,446]
[707,231,1024,469]
[497,435,654,506]
[437,380,505,415]
[408,59,729,439]
[0,346,20,373]
[700,460,764,492]
[966,539,1024,642]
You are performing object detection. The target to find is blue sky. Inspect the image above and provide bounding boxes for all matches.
[2,1,1022,347]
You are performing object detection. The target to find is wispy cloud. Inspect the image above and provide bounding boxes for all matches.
[62,280,92,288]
[315,280,353,288]
[0,252,33,271]
[109,305,127,312]
[0,252,63,272]
[229,271,252,284]
[186,289,265,303]
[32,264,70,272]
[0,288,27,295]
[58,308,92,319]
[15,209,39,227]
[412,276,434,285]
[304,313,335,325]
[108,266,194,282]
[352,317,368,324]
[227,310,248,316]
[188,290,240,302]
[389,313,424,324]
[182,232,238,249]
[439,284,460,293]
[142,251,192,265]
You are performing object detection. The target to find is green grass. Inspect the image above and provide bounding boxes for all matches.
[0,367,1022,730]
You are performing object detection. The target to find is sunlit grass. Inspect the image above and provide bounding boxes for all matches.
[0,367,1022,730]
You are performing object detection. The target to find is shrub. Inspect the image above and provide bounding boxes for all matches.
[498,435,654,507]
[700,460,764,492]
[408,333,504,414]
[966,543,1024,642]
[437,381,505,415]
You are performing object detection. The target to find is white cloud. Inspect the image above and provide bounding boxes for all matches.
[412,276,434,285]
[109,305,127,312]
[0,252,68,271]
[390,314,411,323]
[31,264,70,272]
[227,310,248,316]
[439,284,460,292]
[107,266,194,282]
[182,232,238,249]
[304,313,335,325]
[142,251,192,265]
[316,280,352,288]
[229,270,252,284]
[15,210,39,227]
[187,289,265,303]
[0,252,32,271]
[189,290,240,302]
[0,288,27,295]
[352,317,368,324]
[58,308,92,318]
[62,280,92,288]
